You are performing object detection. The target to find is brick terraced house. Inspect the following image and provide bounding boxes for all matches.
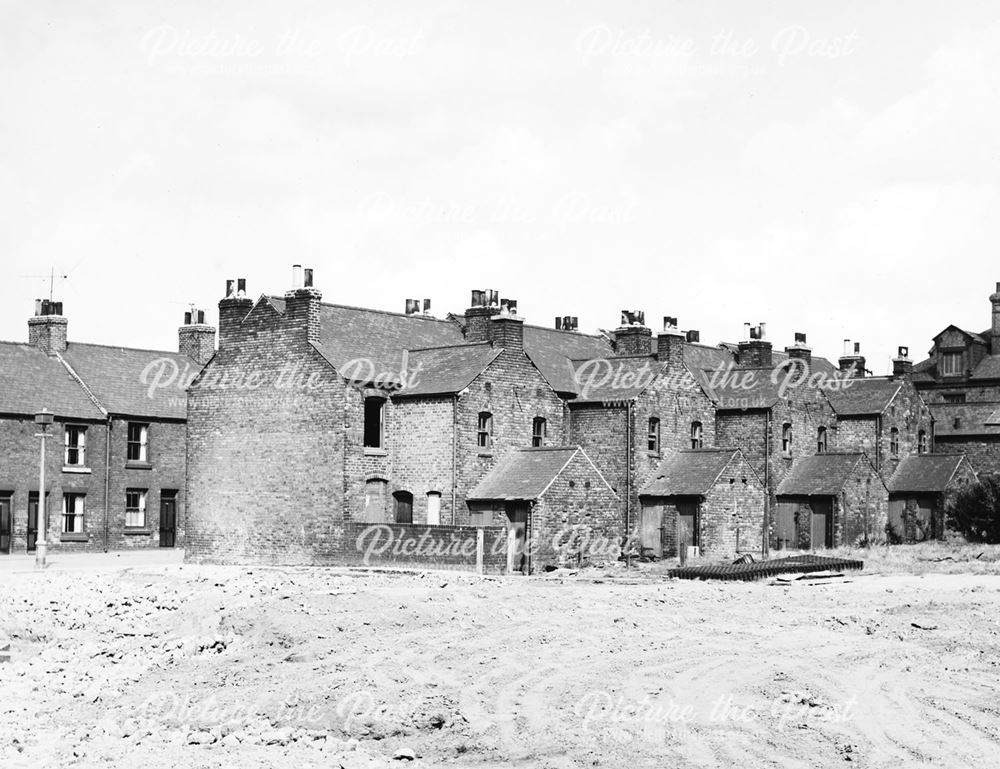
[0,301,210,555]
[184,267,956,567]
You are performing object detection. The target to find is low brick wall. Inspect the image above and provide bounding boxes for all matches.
[319,522,509,574]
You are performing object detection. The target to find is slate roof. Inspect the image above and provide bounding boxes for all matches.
[826,378,901,416]
[466,446,612,501]
[777,453,877,496]
[0,342,105,420]
[703,366,783,410]
[682,342,735,373]
[929,402,1000,437]
[522,325,614,395]
[396,343,501,397]
[888,454,973,494]
[640,448,750,497]
[59,343,199,419]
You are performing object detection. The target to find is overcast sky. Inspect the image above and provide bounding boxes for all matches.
[2,1,998,372]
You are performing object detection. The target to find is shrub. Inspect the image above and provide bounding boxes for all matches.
[946,477,1000,543]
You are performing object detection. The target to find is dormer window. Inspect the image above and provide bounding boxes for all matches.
[940,352,963,376]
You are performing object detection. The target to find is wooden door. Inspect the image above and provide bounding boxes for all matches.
[639,501,663,558]
[676,500,698,552]
[774,501,797,550]
[810,499,833,549]
[393,491,413,524]
[505,503,529,574]
[0,494,11,554]
[159,492,177,548]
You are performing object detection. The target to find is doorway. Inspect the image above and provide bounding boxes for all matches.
[393,491,413,524]
[809,499,833,549]
[505,502,530,574]
[0,494,11,554]
[159,491,177,548]
[676,499,699,554]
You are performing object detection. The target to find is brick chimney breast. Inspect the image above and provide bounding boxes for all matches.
[178,310,217,365]
[785,331,812,368]
[656,316,685,368]
[737,323,772,368]
[615,310,651,356]
[27,300,68,355]
[892,345,913,379]
[217,278,254,352]
[464,289,501,343]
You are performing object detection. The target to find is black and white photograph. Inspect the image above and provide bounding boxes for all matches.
[2,1,1000,766]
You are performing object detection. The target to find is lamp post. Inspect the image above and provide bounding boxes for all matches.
[34,409,54,568]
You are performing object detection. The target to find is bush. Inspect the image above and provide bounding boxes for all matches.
[946,477,1000,543]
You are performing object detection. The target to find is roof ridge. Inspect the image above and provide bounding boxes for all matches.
[274,296,460,324]
[407,341,493,353]
[64,340,194,358]
[53,352,108,418]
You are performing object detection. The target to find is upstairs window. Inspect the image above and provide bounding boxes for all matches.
[940,352,963,376]
[126,423,148,463]
[64,425,87,467]
[816,426,827,454]
[532,417,547,448]
[690,421,703,449]
[363,397,385,449]
[125,489,147,529]
[943,393,966,404]
[477,412,493,449]
[918,430,928,454]
[890,427,899,456]
[648,417,660,453]
[782,423,793,457]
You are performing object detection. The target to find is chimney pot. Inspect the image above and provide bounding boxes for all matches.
[184,311,192,325]
[423,298,431,313]
[292,264,303,289]
[237,278,246,297]
[555,316,562,330]
[686,330,700,343]
[304,268,314,288]
[226,279,235,298]
[794,332,807,345]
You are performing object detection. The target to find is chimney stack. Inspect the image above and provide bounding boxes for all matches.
[990,282,1000,355]
[178,308,216,365]
[464,289,501,343]
[892,345,913,379]
[284,266,323,344]
[785,331,812,367]
[218,278,253,352]
[737,322,772,367]
[490,297,524,351]
[657,316,685,368]
[28,299,68,355]
[615,310,652,356]
[838,339,866,378]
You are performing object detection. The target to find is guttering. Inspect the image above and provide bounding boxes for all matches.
[763,410,771,557]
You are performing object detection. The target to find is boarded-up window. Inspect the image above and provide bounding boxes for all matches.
[426,492,441,525]
[363,479,387,522]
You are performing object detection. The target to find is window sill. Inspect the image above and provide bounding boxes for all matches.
[60,533,88,543]
[62,466,91,474]
[363,448,387,457]
[125,461,152,470]
[647,451,661,459]
[123,528,152,536]
[478,452,494,458]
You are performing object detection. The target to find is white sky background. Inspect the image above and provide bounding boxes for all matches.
[1,1,999,372]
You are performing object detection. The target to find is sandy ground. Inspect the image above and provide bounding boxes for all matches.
[2,551,1000,768]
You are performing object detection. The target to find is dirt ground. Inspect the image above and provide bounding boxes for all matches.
[2,548,1000,768]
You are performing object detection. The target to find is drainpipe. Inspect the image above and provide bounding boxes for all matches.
[103,417,112,553]
[763,410,770,557]
[451,394,458,524]
[625,402,632,569]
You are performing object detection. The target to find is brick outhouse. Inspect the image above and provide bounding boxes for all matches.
[886,453,978,542]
